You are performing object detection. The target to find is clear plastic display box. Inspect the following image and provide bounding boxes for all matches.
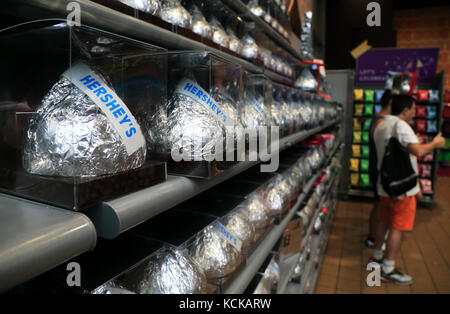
[147,50,245,178]
[0,21,168,210]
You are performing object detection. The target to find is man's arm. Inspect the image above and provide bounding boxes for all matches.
[408,132,445,157]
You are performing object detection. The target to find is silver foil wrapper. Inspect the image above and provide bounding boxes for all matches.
[228,33,243,55]
[136,246,207,294]
[160,0,192,29]
[190,222,242,279]
[242,190,273,242]
[23,69,146,177]
[211,23,230,48]
[191,12,213,39]
[147,78,224,161]
[295,68,317,91]
[249,3,265,17]
[264,174,290,217]
[221,208,255,254]
[92,282,135,294]
[254,257,279,294]
[117,0,161,15]
[242,35,259,60]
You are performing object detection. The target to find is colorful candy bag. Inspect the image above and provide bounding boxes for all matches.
[360,159,369,172]
[352,145,361,157]
[364,90,374,103]
[360,174,370,187]
[354,89,364,101]
[374,90,384,103]
[420,179,433,194]
[363,118,372,131]
[416,119,427,132]
[429,90,439,102]
[416,90,429,102]
[354,104,364,116]
[374,105,381,115]
[350,158,360,172]
[364,104,373,116]
[415,105,426,118]
[362,132,369,143]
[353,131,362,143]
[350,173,359,186]
[361,145,369,158]
[427,120,437,133]
[427,106,436,119]
[353,118,362,130]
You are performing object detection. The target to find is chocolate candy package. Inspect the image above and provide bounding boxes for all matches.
[353,131,362,143]
[159,0,192,29]
[427,120,437,133]
[353,118,362,131]
[147,51,243,178]
[427,106,437,119]
[350,158,359,172]
[360,159,369,172]
[364,90,374,103]
[354,104,364,116]
[364,104,373,116]
[429,90,440,102]
[416,119,427,132]
[363,118,372,131]
[360,173,370,187]
[374,90,384,103]
[354,89,364,101]
[416,90,429,102]
[352,145,361,157]
[419,164,432,178]
[361,145,370,158]
[362,131,369,144]
[374,104,381,115]
[350,173,359,186]
[420,179,433,194]
[0,21,167,210]
[415,105,427,118]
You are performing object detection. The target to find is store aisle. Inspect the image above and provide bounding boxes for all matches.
[314,176,450,294]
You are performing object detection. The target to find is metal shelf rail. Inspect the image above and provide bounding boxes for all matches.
[0,194,97,292]
[86,119,341,239]
[223,0,303,61]
[224,141,342,294]
[277,168,340,293]
[287,175,340,294]
[3,0,291,84]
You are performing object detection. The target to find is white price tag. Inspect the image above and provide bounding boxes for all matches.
[63,62,145,156]
[175,78,235,126]
[217,222,243,252]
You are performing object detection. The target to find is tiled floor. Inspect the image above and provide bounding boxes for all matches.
[314,176,450,294]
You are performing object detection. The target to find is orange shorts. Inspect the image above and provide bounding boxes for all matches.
[379,195,416,231]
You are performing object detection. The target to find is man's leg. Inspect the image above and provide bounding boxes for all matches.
[366,200,379,246]
[380,196,415,285]
[371,218,387,262]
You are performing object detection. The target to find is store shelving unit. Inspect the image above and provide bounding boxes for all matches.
[2,0,300,85]
[222,0,302,60]
[225,141,343,294]
[280,167,340,294]
[0,194,97,292]
[86,119,341,240]
[345,71,446,207]
[0,1,346,295]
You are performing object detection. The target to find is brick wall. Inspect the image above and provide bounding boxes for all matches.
[394,6,450,90]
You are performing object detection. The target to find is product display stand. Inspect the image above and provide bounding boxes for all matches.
[2,0,298,85]
[346,71,445,207]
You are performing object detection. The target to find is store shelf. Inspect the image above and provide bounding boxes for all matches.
[86,119,341,240]
[223,0,303,61]
[0,194,97,292]
[277,170,339,294]
[3,0,291,84]
[224,170,320,294]
[348,189,375,198]
[225,141,342,294]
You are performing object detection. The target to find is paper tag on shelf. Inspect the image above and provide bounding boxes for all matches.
[175,78,235,126]
[217,222,242,252]
[62,62,145,156]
